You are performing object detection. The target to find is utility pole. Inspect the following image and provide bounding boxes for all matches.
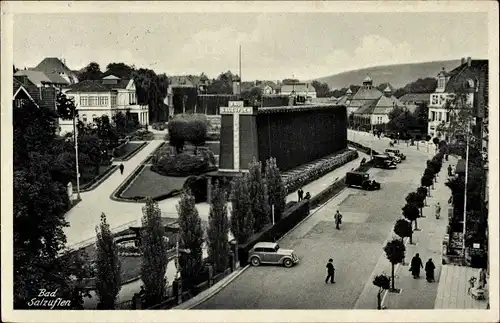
[73,108,81,200]
[462,120,470,263]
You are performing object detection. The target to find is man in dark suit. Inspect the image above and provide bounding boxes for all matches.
[325,258,335,283]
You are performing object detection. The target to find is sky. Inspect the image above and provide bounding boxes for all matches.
[13,11,489,81]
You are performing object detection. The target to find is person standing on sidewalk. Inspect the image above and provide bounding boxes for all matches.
[119,163,125,175]
[334,210,343,230]
[297,188,304,201]
[410,253,423,279]
[325,259,335,284]
[447,164,453,177]
[435,202,441,219]
[425,258,436,282]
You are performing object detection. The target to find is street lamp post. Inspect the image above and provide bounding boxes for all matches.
[73,109,81,200]
[462,120,470,263]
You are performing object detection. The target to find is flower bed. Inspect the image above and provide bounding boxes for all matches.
[151,149,217,177]
[283,149,358,194]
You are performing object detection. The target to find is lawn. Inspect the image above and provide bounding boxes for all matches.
[121,166,187,199]
[113,142,145,160]
[78,165,111,187]
[165,141,220,155]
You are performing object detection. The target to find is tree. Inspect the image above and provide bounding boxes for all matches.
[282,78,300,85]
[177,189,204,291]
[95,213,121,309]
[383,239,406,290]
[207,181,230,273]
[79,62,103,81]
[421,175,434,196]
[94,115,119,151]
[311,81,330,98]
[140,198,168,306]
[264,158,287,222]
[230,174,255,244]
[248,158,271,232]
[405,191,424,218]
[417,186,428,205]
[372,274,391,310]
[394,218,413,244]
[167,118,188,153]
[13,100,73,308]
[402,203,419,231]
[206,71,236,94]
[133,68,170,122]
[105,62,135,79]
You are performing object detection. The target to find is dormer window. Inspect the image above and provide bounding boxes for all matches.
[438,77,446,89]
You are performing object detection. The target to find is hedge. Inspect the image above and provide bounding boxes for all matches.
[284,150,359,195]
[113,142,148,162]
[151,151,217,177]
[80,165,118,192]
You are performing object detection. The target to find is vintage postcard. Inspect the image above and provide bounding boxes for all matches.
[1,1,498,322]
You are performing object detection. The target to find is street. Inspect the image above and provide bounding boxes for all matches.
[196,134,431,309]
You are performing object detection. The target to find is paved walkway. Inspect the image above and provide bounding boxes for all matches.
[434,265,489,309]
[380,156,455,309]
[64,140,164,248]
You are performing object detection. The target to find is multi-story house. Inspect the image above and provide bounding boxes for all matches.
[13,72,59,113]
[62,75,149,134]
[280,82,317,99]
[427,57,488,142]
[30,57,79,86]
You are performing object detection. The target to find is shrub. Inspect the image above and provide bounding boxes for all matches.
[248,158,271,232]
[425,135,432,141]
[432,137,440,145]
[152,151,217,177]
[265,158,287,222]
[207,181,230,274]
[230,174,255,245]
[168,119,188,153]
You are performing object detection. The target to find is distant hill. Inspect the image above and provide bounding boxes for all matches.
[314,60,462,90]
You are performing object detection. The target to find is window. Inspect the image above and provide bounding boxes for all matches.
[254,248,263,253]
[81,114,87,122]
[438,78,445,89]
[264,248,276,253]
[98,96,109,106]
[431,95,439,105]
[80,96,88,106]
[111,96,117,106]
[89,96,98,106]
[446,112,450,123]
[438,112,442,121]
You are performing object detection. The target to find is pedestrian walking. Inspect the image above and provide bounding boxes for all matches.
[325,258,335,283]
[119,163,125,175]
[435,202,441,219]
[425,258,436,282]
[334,210,343,230]
[447,164,453,177]
[479,268,488,289]
[298,188,304,201]
[410,253,423,279]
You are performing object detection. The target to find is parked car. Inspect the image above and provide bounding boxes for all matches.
[248,242,299,268]
[384,151,402,163]
[385,148,406,161]
[373,155,397,169]
[345,171,381,190]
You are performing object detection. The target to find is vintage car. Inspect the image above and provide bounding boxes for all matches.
[384,151,402,163]
[345,171,381,190]
[385,148,406,160]
[248,242,299,268]
[373,154,397,169]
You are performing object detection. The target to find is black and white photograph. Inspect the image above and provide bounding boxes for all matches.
[1,1,498,322]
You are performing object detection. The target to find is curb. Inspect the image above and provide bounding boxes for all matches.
[181,180,350,309]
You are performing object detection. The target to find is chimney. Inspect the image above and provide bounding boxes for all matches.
[467,57,471,67]
[461,57,465,65]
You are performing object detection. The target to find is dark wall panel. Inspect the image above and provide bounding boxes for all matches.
[219,115,234,169]
[239,115,259,169]
[257,107,347,172]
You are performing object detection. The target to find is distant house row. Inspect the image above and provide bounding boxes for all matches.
[13,57,149,134]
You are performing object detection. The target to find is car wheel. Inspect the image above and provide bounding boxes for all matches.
[250,257,261,267]
[283,258,293,268]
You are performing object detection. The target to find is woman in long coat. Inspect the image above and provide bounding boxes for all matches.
[425,258,436,282]
[410,253,423,279]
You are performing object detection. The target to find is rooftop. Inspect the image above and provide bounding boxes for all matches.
[66,77,130,93]
[14,70,52,86]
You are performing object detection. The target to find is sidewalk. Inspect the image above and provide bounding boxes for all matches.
[64,140,164,247]
[382,156,456,309]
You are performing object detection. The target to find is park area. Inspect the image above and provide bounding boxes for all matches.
[120,166,187,199]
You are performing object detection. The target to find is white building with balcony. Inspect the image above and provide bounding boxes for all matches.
[428,58,482,140]
[61,75,148,133]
